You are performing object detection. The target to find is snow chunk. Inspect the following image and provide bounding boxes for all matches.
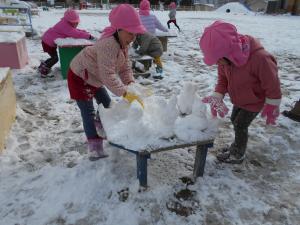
[55,38,94,47]
[99,82,218,151]
[174,95,216,142]
[177,81,197,115]
[215,2,254,15]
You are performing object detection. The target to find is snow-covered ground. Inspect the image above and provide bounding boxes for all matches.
[0,6,300,225]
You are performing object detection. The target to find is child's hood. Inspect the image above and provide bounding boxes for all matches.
[247,35,264,56]
[52,18,73,32]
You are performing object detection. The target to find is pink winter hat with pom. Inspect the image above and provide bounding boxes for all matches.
[199,20,250,67]
[109,4,146,34]
[64,9,80,23]
[169,2,176,9]
[140,0,150,11]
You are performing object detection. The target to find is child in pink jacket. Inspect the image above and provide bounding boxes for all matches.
[67,4,146,160]
[38,9,93,78]
[200,21,282,164]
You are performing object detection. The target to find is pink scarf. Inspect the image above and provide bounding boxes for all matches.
[100,26,117,40]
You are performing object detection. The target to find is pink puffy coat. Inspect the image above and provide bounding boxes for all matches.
[42,18,91,47]
[215,36,281,112]
[69,36,134,97]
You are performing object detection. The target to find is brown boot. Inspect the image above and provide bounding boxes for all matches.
[282,101,300,122]
[216,147,245,164]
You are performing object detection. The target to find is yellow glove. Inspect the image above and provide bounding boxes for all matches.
[123,92,144,108]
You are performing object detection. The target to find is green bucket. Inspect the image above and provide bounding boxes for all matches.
[58,46,86,79]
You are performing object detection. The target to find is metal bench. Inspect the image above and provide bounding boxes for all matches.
[131,55,153,70]
[156,33,177,52]
[110,139,214,187]
[131,55,153,78]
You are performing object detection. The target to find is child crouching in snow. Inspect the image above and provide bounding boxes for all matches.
[133,32,164,79]
[67,4,146,160]
[39,9,94,78]
[199,21,282,164]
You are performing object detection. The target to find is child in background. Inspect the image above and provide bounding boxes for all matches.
[167,2,180,32]
[133,32,164,79]
[139,0,168,35]
[200,21,281,164]
[67,4,146,160]
[38,9,94,78]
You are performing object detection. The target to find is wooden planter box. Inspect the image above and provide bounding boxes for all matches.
[0,31,28,69]
[0,68,16,152]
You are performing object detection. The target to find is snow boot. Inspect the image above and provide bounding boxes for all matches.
[216,147,245,164]
[282,101,300,122]
[153,66,163,80]
[88,138,108,161]
[38,62,53,78]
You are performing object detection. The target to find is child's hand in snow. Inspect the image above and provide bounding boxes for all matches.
[123,92,144,109]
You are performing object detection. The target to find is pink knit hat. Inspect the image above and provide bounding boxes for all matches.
[101,4,146,39]
[139,0,150,16]
[199,20,250,67]
[64,9,80,23]
[169,2,177,9]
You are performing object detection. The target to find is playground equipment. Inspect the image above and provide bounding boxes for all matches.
[0,4,34,35]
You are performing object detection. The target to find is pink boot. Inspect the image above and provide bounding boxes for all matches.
[38,62,52,78]
[88,138,108,161]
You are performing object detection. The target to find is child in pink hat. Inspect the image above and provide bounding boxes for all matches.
[67,4,146,160]
[38,9,94,78]
[138,0,168,35]
[167,2,180,31]
[200,20,281,164]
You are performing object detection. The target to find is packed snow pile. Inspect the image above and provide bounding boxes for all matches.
[215,2,254,15]
[55,38,94,47]
[99,82,218,151]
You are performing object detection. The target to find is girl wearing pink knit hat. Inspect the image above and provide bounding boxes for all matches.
[39,9,93,78]
[67,4,146,160]
[200,21,281,164]
[167,2,180,31]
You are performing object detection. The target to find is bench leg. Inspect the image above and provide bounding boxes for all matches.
[157,36,168,52]
[193,143,213,179]
[136,152,150,187]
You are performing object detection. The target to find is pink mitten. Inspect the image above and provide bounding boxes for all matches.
[261,104,279,125]
[202,95,229,118]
